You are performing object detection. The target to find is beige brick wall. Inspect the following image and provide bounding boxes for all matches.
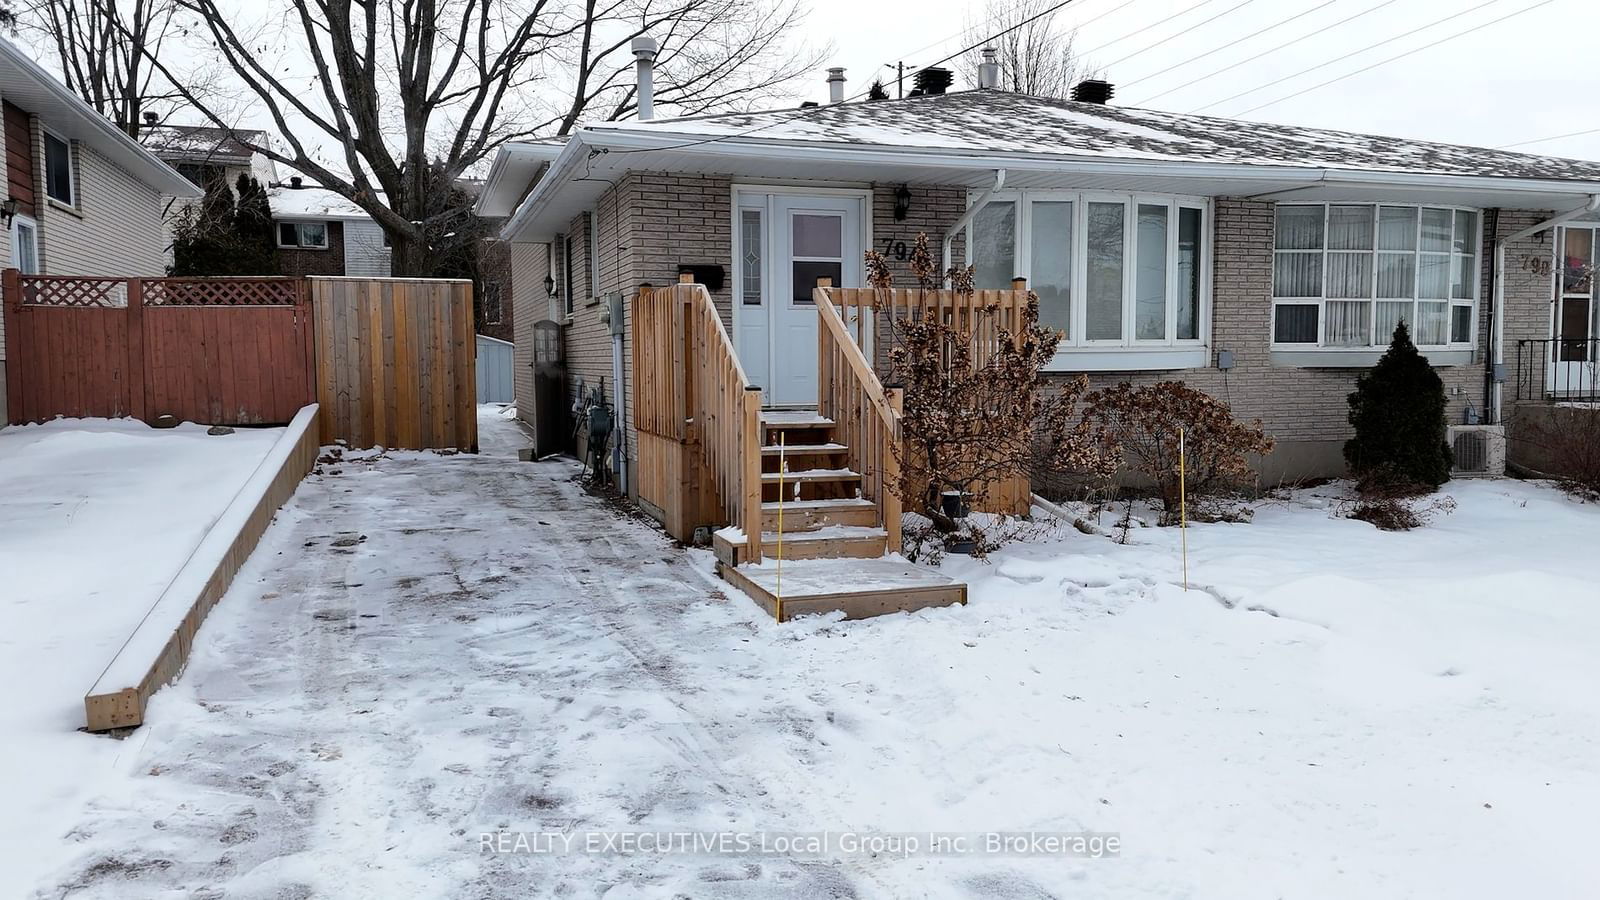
[508,166,1565,486]
[509,240,548,431]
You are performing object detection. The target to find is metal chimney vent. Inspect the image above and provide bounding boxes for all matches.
[1071,79,1114,104]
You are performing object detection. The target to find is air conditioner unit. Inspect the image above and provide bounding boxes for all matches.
[1447,424,1506,477]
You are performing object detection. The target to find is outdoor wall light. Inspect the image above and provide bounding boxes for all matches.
[544,273,556,297]
[893,185,912,222]
[1,197,17,228]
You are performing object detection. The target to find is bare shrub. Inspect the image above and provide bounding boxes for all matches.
[1344,493,1457,531]
[1516,405,1600,502]
[1082,381,1275,525]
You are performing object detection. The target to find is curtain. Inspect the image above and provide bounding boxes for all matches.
[1275,205,1324,249]
[1327,205,1374,250]
[1378,206,1417,251]
[973,201,1016,290]
[1324,300,1371,346]
[1326,252,1372,299]
[1177,207,1202,340]
[1273,253,1321,297]
[1135,204,1168,340]
[1376,253,1414,298]
[1030,201,1072,337]
[1086,202,1125,340]
[1416,301,1449,345]
[1375,301,1410,343]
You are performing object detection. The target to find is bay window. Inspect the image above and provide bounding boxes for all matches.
[969,192,1208,355]
[1272,203,1478,350]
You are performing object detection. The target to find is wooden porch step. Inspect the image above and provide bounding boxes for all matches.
[760,468,859,485]
[760,497,877,531]
[718,557,968,622]
[760,410,834,429]
[761,442,847,455]
[713,524,887,566]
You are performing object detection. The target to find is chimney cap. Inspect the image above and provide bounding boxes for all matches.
[1071,79,1114,104]
[142,111,159,125]
[289,175,304,189]
[826,66,846,80]
[631,36,658,61]
[912,66,953,96]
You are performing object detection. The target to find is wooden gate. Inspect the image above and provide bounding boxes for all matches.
[2,272,313,426]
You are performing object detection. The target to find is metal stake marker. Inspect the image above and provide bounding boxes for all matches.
[776,432,785,621]
[1179,426,1188,591]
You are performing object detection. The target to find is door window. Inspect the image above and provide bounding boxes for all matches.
[790,212,842,304]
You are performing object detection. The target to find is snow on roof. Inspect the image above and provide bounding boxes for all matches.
[142,125,267,163]
[592,90,1600,183]
[269,185,379,221]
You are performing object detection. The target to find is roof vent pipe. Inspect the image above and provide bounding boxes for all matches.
[978,48,1000,90]
[632,36,659,120]
[827,67,846,104]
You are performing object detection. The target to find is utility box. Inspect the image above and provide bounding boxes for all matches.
[607,292,625,337]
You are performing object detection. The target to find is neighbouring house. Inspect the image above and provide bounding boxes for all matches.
[268,178,392,278]
[476,55,1600,615]
[0,37,201,424]
[140,122,279,198]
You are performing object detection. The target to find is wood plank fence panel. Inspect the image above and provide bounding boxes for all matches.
[310,277,477,451]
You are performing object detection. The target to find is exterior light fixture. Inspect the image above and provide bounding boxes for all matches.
[1,197,17,228]
[544,273,556,297]
[893,185,911,222]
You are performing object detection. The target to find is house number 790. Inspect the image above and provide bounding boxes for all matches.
[1518,254,1552,277]
[882,239,909,261]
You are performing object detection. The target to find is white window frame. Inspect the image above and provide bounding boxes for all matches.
[42,130,75,207]
[1270,202,1481,352]
[276,221,329,250]
[967,189,1211,364]
[11,213,40,274]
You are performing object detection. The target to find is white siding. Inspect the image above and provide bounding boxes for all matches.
[33,126,169,277]
[342,218,391,276]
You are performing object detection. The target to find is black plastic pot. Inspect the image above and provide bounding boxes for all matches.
[945,538,978,555]
[940,490,971,521]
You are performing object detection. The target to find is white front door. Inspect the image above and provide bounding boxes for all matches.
[734,190,866,407]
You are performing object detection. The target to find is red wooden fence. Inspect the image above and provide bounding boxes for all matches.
[2,271,315,426]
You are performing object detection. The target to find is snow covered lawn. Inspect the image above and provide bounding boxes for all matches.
[22,411,1600,898]
[0,418,284,892]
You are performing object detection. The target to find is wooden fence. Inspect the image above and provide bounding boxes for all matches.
[632,280,762,556]
[311,278,477,451]
[3,272,313,426]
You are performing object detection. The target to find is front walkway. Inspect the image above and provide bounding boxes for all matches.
[36,411,868,898]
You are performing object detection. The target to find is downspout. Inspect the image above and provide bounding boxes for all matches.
[943,168,1007,281]
[1489,193,1600,423]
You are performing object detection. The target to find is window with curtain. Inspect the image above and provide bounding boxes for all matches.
[969,192,1207,350]
[1272,203,1478,349]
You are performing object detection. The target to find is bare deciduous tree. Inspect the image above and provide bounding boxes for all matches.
[120,0,818,276]
[19,0,198,138]
[958,0,1088,98]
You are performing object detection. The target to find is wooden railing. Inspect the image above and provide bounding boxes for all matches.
[816,283,903,553]
[633,279,763,562]
[817,279,1036,521]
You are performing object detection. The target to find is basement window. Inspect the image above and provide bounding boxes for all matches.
[1272,203,1478,350]
[968,191,1208,365]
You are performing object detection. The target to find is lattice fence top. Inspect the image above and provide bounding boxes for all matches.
[20,277,129,308]
[145,278,301,306]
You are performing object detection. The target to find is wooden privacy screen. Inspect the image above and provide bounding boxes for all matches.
[310,277,477,451]
[2,271,313,426]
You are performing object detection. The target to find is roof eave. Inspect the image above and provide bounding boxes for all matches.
[477,141,564,218]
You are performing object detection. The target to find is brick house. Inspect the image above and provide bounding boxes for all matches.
[268,180,392,278]
[476,73,1600,515]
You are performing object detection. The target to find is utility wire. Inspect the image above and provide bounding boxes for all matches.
[1498,126,1600,150]
[1231,0,1555,115]
[600,0,1090,155]
[1077,0,1229,58]
[1120,0,1340,91]
[1132,0,1398,105]
[1098,0,1261,72]
[1188,0,1510,112]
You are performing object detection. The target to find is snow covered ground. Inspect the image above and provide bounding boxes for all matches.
[19,409,1600,898]
[0,418,285,895]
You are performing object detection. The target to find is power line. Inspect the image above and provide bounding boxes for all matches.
[1078,0,1229,58]
[601,0,1090,156]
[1188,0,1511,113]
[1132,0,1398,106]
[1231,0,1555,115]
[1498,126,1600,150]
[1120,0,1340,91]
[1098,0,1261,73]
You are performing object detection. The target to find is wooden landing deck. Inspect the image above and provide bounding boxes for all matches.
[719,557,968,622]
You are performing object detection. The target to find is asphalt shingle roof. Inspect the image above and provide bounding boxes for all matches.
[595,90,1600,183]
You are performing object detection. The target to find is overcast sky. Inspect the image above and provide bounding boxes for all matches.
[790,0,1600,161]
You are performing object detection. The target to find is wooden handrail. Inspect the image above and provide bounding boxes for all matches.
[815,284,902,553]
